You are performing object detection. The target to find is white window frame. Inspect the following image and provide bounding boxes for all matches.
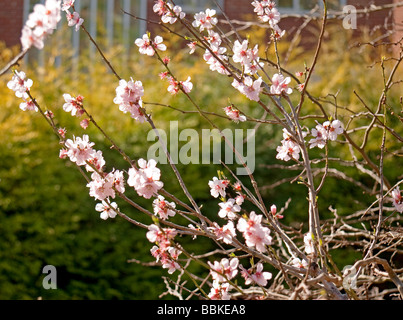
[276,0,347,14]
[173,0,224,13]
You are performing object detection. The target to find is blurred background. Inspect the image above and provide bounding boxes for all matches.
[0,0,402,299]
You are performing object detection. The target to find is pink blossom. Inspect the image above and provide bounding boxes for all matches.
[153,0,168,16]
[153,195,176,220]
[21,25,44,50]
[291,257,308,269]
[95,200,118,220]
[187,41,197,54]
[58,127,67,138]
[21,0,61,50]
[270,204,283,219]
[19,96,38,112]
[192,9,218,32]
[62,93,84,117]
[84,149,105,173]
[167,77,193,95]
[276,139,301,162]
[232,77,263,102]
[7,71,33,98]
[270,73,292,95]
[235,194,245,206]
[309,120,344,148]
[223,106,246,123]
[64,134,95,166]
[241,262,272,286]
[323,119,344,141]
[80,118,90,129]
[66,11,83,31]
[87,172,115,201]
[161,3,185,24]
[113,78,146,122]
[391,187,403,213]
[237,211,272,252]
[62,0,75,11]
[135,34,166,56]
[146,224,177,248]
[309,123,327,149]
[127,159,163,199]
[218,198,241,220]
[209,221,236,244]
[208,280,231,300]
[208,258,239,282]
[208,177,229,198]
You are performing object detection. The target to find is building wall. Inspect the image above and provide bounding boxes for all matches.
[0,0,24,47]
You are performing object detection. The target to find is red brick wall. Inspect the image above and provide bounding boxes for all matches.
[0,0,24,47]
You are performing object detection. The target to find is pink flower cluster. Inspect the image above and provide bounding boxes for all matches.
[127,159,164,199]
[270,73,293,95]
[208,257,239,283]
[251,1,284,38]
[208,221,236,244]
[192,9,218,32]
[135,34,166,57]
[232,39,263,75]
[166,76,193,95]
[240,262,272,286]
[223,105,246,123]
[20,0,61,50]
[232,76,263,102]
[62,0,84,31]
[113,78,146,122]
[309,119,344,149]
[153,1,185,24]
[237,211,272,253]
[203,31,230,75]
[218,198,241,220]
[147,224,181,274]
[63,93,84,117]
[153,195,176,220]
[276,128,301,162]
[7,71,38,112]
[208,177,230,198]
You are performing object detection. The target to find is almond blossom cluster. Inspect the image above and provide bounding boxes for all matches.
[62,93,84,117]
[208,177,230,198]
[166,76,193,95]
[135,34,167,57]
[153,1,186,24]
[202,31,230,75]
[113,78,146,122]
[308,119,344,149]
[240,262,272,287]
[127,159,163,199]
[62,0,84,31]
[251,0,285,38]
[7,71,38,112]
[20,0,61,50]
[207,257,238,299]
[232,39,264,75]
[223,105,246,123]
[192,8,218,32]
[276,128,301,162]
[153,195,176,220]
[147,225,181,274]
[232,76,263,102]
[237,211,272,253]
